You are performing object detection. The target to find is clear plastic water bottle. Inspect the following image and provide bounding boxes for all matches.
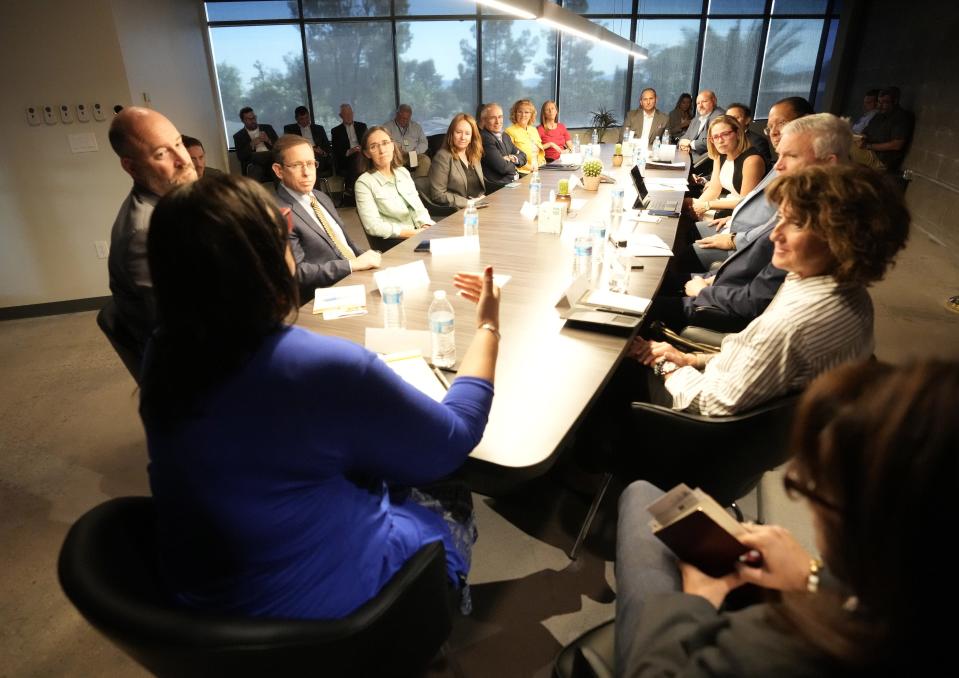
[429,290,456,368]
[662,128,670,146]
[529,167,542,207]
[382,285,405,329]
[463,199,479,239]
[652,135,661,162]
[572,133,581,153]
[622,126,630,141]
[591,128,599,145]
[573,235,593,278]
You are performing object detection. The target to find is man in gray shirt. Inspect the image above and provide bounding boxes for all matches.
[107,107,197,377]
[383,103,431,177]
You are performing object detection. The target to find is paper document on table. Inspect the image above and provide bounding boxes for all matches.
[582,289,651,315]
[645,177,688,191]
[626,233,673,257]
[373,260,431,294]
[365,328,432,357]
[429,236,481,256]
[379,351,449,403]
[313,284,367,318]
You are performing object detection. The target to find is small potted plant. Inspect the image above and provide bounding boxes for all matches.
[612,143,623,167]
[582,158,603,191]
[589,107,619,143]
[556,178,572,206]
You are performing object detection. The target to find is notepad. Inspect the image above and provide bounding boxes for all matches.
[625,233,673,257]
[379,351,449,403]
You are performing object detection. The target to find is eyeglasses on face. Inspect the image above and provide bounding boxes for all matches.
[283,161,318,171]
[709,130,736,142]
[764,121,788,135]
[782,468,841,512]
[367,140,394,151]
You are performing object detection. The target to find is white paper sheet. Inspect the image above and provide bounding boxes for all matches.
[313,284,367,316]
[428,236,482,255]
[373,260,432,293]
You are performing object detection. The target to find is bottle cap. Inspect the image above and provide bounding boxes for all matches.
[434,290,446,300]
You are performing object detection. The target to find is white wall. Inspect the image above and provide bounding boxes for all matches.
[0,0,223,308]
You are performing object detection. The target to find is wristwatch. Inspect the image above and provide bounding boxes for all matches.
[653,359,679,377]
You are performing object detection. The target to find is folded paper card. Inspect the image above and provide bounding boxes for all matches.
[429,236,481,256]
[313,284,367,318]
[373,260,431,294]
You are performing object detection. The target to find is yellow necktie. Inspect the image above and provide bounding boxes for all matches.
[309,194,355,260]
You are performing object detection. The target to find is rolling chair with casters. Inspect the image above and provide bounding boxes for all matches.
[58,496,454,678]
[413,176,458,220]
[568,392,800,560]
[96,299,143,383]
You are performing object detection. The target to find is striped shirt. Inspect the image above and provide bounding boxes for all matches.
[666,273,874,415]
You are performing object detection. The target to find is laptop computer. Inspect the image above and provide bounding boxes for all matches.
[630,166,683,214]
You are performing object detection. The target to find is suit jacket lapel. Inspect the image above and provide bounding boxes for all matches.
[280,187,337,251]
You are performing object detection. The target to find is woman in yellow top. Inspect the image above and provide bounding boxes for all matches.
[504,99,546,173]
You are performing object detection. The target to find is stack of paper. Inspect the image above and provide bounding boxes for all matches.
[312,284,367,319]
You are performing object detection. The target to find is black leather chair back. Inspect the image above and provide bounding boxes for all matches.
[58,497,452,678]
[96,299,143,383]
[426,134,445,158]
[413,175,458,220]
[627,393,800,506]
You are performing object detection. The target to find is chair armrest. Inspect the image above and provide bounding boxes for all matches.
[691,305,750,333]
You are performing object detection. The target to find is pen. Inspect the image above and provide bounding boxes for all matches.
[432,366,452,389]
[631,264,645,270]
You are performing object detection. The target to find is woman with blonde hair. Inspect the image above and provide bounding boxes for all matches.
[690,114,765,221]
[504,98,545,173]
[428,113,485,209]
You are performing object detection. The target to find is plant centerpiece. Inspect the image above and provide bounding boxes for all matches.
[589,107,619,143]
[556,178,572,206]
[612,143,623,167]
[582,158,603,191]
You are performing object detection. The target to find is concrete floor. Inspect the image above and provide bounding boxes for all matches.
[1,209,957,677]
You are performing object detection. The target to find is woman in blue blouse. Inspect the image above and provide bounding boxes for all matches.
[141,173,501,620]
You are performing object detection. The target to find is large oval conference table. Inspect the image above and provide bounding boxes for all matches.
[296,147,687,490]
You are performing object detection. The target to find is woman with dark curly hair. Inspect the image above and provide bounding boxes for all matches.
[616,359,959,675]
[630,163,910,416]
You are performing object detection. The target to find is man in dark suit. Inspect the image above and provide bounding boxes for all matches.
[271,135,380,300]
[233,107,278,182]
[678,90,724,167]
[283,105,332,177]
[622,88,670,147]
[330,103,367,197]
[725,102,772,171]
[478,103,526,193]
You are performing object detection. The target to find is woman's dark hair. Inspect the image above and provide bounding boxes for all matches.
[674,93,692,109]
[360,125,403,173]
[141,174,299,426]
[777,359,959,669]
[766,164,910,285]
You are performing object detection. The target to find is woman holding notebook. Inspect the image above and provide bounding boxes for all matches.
[140,173,500,620]
[613,359,959,675]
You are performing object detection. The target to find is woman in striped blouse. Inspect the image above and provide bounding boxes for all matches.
[630,163,910,416]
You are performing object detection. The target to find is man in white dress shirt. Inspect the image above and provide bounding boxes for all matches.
[622,88,669,148]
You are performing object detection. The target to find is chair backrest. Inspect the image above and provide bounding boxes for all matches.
[413,175,458,219]
[426,133,445,158]
[366,233,406,253]
[58,497,452,678]
[629,393,800,506]
[96,299,143,383]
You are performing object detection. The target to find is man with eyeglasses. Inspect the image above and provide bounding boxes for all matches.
[678,90,724,165]
[107,107,198,378]
[478,103,527,193]
[272,135,380,300]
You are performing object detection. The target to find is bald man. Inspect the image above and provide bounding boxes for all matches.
[107,107,197,374]
[679,90,724,164]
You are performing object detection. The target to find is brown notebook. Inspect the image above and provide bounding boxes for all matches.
[646,484,749,577]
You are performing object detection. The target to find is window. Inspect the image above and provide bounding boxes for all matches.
[302,0,390,19]
[632,19,699,118]
[559,19,629,128]
[480,20,556,118]
[700,18,764,107]
[755,19,825,117]
[209,25,308,142]
[398,21,477,134]
[398,0,477,15]
[205,1,296,21]
[305,22,396,131]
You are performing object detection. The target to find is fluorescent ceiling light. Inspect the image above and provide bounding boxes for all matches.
[538,2,648,60]
[474,0,540,19]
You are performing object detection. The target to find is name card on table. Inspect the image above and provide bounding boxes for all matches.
[653,144,677,163]
[537,201,567,234]
[313,284,367,319]
[373,260,431,294]
[429,236,481,256]
[520,201,538,220]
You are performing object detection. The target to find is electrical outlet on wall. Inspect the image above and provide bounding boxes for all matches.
[26,106,41,126]
[92,103,106,122]
[76,104,91,123]
[94,241,109,259]
[59,104,74,124]
[42,105,57,125]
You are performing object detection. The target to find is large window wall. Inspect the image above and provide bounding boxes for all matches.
[207,0,840,147]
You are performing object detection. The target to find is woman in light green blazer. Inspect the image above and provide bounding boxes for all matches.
[355,126,434,242]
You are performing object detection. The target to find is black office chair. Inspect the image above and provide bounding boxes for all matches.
[553,619,614,678]
[366,233,406,253]
[568,393,800,559]
[96,299,143,383]
[413,175,458,220]
[425,133,446,159]
[58,497,453,678]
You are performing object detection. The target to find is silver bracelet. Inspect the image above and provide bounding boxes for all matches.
[477,323,500,340]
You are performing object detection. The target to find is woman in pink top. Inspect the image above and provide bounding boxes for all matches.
[537,100,572,163]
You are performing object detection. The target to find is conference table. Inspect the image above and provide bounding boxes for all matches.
[296,147,687,489]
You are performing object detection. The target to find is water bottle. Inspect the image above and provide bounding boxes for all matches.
[463,199,479,239]
[661,128,670,146]
[429,290,456,368]
[652,135,661,162]
[622,126,630,142]
[529,167,542,207]
[382,285,406,329]
[572,134,581,153]
[573,235,593,278]
[591,128,599,145]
